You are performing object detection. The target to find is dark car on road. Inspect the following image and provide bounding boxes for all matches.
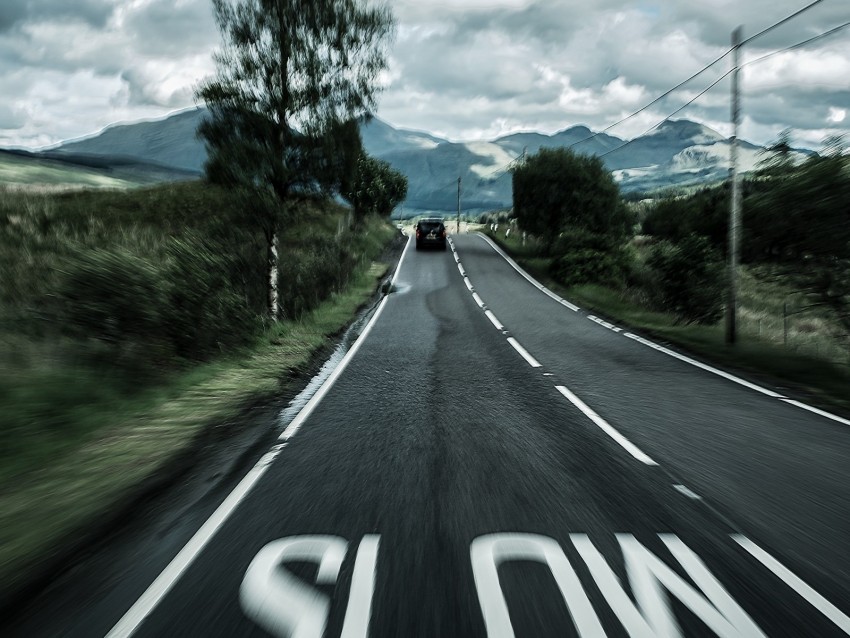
[415,218,447,250]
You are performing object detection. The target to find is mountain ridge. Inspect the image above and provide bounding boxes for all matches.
[5,110,811,211]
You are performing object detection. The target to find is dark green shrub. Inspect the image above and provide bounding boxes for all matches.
[56,247,166,348]
[278,232,355,319]
[646,235,725,324]
[549,227,633,287]
[162,234,257,360]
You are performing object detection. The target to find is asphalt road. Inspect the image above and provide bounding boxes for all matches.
[7,232,850,637]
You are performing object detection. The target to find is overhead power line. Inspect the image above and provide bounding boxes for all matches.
[744,19,850,66]
[742,0,826,46]
[477,151,524,180]
[565,48,734,151]
[597,17,849,160]
[597,69,736,159]
[565,0,833,152]
[459,4,841,183]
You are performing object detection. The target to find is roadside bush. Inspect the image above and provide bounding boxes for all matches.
[646,235,725,324]
[549,227,633,288]
[278,232,356,319]
[162,234,257,360]
[56,247,166,348]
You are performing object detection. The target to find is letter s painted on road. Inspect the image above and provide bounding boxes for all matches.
[240,535,380,638]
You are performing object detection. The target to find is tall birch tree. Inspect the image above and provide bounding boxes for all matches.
[196,0,394,320]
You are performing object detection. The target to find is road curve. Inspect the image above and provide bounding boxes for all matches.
[6,231,850,638]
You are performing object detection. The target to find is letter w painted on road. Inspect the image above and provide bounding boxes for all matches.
[471,533,764,638]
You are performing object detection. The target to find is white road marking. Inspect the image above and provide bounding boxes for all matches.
[464,276,474,292]
[340,535,381,638]
[280,238,412,442]
[471,534,605,638]
[573,534,766,637]
[476,233,580,311]
[779,399,850,427]
[476,232,847,429]
[105,443,287,638]
[623,333,786,399]
[555,385,657,466]
[672,484,702,500]
[733,535,850,634]
[472,292,485,308]
[106,238,414,638]
[457,262,466,277]
[240,536,348,638]
[485,309,504,331]
[507,337,542,368]
[588,315,623,333]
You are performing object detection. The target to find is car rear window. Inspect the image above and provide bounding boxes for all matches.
[420,221,444,232]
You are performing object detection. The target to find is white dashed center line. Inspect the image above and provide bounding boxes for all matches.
[555,385,657,466]
[507,337,542,368]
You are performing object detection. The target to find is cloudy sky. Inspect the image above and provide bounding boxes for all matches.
[0,0,848,150]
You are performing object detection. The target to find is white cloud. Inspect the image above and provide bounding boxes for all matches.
[0,0,847,150]
[827,107,846,124]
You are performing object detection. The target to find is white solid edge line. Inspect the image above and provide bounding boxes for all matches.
[622,333,786,399]
[732,535,850,634]
[106,444,285,638]
[485,310,504,331]
[477,234,849,431]
[555,385,658,466]
[507,337,542,368]
[476,233,580,311]
[106,236,413,638]
[281,236,411,442]
[780,399,850,427]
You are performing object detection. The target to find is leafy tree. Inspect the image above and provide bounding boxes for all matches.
[512,147,630,253]
[196,0,394,320]
[647,235,725,324]
[757,128,796,176]
[345,152,408,221]
[549,227,634,288]
[642,187,728,251]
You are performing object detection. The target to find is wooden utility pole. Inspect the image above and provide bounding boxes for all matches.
[457,177,462,234]
[726,26,743,345]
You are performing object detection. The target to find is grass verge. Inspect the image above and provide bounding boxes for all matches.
[0,231,397,603]
[484,230,850,414]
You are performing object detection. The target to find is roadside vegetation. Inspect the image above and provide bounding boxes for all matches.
[1,0,404,604]
[489,140,850,411]
[0,180,399,599]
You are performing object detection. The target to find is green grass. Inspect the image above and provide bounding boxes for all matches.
[0,253,393,599]
[0,153,137,188]
[484,229,850,413]
[0,180,397,600]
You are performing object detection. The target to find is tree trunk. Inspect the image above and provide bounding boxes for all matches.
[268,227,280,321]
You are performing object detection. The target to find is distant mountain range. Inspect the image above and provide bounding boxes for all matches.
[4,108,810,212]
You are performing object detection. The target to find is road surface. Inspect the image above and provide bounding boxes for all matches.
[7,232,850,637]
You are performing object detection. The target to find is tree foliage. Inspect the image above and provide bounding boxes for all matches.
[512,147,631,253]
[646,235,725,325]
[197,0,393,200]
[642,144,850,330]
[345,152,408,220]
[511,147,634,287]
[196,0,394,318]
